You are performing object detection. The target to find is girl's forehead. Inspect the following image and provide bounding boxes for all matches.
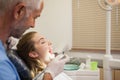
[32,33,45,41]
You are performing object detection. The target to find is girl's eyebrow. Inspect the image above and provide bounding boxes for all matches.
[35,37,45,43]
[38,37,45,42]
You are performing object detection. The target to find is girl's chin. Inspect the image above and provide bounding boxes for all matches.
[44,52,55,63]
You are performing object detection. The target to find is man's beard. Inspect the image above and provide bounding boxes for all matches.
[10,26,29,38]
[10,14,30,38]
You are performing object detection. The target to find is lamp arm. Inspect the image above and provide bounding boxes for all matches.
[98,0,112,11]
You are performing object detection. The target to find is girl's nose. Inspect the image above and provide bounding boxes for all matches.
[48,40,52,46]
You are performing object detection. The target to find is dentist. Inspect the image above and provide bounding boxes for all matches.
[0,0,69,80]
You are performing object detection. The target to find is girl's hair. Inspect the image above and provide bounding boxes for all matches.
[17,31,45,78]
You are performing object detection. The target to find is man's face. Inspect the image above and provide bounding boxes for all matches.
[10,1,43,38]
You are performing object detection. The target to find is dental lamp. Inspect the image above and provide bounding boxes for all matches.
[106,0,120,5]
[97,0,120,80]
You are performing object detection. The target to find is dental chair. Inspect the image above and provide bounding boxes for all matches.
[7,49,32,80]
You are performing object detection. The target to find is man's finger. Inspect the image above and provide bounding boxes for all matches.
[60,54,70,63]
[55,54,65,60]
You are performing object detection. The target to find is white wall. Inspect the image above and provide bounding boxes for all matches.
[26,0,72,52]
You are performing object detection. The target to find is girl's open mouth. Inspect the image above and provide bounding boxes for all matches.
[49,48,53,54]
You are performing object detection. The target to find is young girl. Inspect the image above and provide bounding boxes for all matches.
[16,32,55,79]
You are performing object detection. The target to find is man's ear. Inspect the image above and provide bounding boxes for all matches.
[13,2,26,20]
[29,51,39,58]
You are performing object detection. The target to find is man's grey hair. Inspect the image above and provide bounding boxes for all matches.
[0,0,41,15]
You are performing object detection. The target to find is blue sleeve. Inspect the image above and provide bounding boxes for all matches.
[0,60,19,80]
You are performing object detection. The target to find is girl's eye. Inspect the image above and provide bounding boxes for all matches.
[41,41,46,44]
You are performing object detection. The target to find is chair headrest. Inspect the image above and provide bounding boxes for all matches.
[7,49,32,80]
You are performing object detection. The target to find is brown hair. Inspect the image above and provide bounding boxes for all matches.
[17,31,45,78]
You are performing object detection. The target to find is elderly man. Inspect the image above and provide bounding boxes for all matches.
[0,0,69,80]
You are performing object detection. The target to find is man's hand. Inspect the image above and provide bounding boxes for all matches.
[45,54,69,78]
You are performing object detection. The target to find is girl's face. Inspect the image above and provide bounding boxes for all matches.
[31,33,54,64]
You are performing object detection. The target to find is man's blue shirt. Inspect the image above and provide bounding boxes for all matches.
[0,40,20,80]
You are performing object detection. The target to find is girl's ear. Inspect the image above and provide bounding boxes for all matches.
[29,51,39,58]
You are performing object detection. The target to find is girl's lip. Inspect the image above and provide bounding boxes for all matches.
[49,50,52,54]
[49,48,53,54]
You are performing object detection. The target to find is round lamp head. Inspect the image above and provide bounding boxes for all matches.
[106,0,120,5]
